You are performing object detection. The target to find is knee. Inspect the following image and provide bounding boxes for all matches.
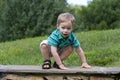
[41,44,48,49]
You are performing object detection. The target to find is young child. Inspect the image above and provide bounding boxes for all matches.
[40,12,91,70]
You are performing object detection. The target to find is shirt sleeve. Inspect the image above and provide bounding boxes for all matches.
[47,31,58,47]
[73,39,80,48]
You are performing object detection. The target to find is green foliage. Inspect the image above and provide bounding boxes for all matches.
[0,36,48,65]
[0,29,120,67]
[69,0,120,31]
[1,0,120,42]
[76,29,120,66]
[0,0,67,42]
[81,0,120,30]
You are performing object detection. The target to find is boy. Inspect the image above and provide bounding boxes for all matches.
[40,12,91,70]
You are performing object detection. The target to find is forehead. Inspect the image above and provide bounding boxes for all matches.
[59,21,72,27]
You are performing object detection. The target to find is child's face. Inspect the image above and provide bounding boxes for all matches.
[57,21,72,38]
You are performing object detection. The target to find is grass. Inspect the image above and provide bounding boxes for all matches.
[0,29,120,67]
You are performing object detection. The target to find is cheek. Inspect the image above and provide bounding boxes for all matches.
[68,29,72,32]
[59,29,64,33]
[68,30,71,33]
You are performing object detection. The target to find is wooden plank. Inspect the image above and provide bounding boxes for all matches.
[0,65,120,75]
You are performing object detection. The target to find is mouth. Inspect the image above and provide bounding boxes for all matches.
[63,34,68,37]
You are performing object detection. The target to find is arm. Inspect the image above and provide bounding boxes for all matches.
[75,47,91,68]
[51,46,69,70]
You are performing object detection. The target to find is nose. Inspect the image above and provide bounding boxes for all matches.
[64,29,68,31]
[64,29,68,33]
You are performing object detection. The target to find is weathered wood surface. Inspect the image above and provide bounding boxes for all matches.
[0,65,120,74]
[0,65,120,80]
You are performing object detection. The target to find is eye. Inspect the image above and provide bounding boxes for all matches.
[67,28,71,30]
[61,26,65,29]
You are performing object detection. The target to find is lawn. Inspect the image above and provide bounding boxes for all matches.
[0,29,120,67]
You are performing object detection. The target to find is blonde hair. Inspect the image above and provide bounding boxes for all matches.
[57,12,75,25]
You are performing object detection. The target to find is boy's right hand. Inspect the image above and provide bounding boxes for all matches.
[59,64,69,70]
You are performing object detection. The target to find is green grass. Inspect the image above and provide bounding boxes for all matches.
[0,29,120,67]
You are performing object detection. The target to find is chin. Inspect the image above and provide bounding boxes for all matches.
[63,35,68,38]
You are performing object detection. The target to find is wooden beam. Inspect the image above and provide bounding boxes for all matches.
[0,65,120,80]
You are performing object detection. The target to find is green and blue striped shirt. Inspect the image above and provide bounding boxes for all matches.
[47,29,80,48]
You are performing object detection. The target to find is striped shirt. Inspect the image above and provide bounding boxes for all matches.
[47,29,80,48]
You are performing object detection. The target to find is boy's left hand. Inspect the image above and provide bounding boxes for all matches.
[81,62,91,68]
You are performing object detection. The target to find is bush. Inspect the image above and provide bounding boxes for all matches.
[74,0,120,31]
[0,0,67,42]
